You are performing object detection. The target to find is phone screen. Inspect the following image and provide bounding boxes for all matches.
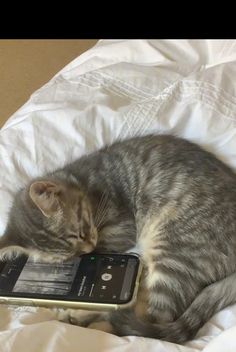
[13,258,80,296]
[0,254,140,305]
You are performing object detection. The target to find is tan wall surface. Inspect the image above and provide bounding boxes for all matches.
[0,40,97,127]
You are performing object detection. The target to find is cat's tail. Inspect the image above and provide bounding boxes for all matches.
[110,272,236,343]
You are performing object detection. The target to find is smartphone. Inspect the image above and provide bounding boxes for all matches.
[0,253,142,311]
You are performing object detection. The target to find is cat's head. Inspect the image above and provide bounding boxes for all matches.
[0,179,98,263]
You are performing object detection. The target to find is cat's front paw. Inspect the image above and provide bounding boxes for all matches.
[87,321,114,333]
[56,308,110,329]
[68,310,104,327]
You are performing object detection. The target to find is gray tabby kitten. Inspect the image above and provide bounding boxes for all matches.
[1,134,236,343]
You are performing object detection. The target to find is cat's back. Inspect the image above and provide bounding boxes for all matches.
[109,134,236,202]
[102,134,236,179]
[65,134,236,201]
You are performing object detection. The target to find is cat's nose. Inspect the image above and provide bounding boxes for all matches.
[91,236,97,247]
[91,227,98,240]
[79,241,96,254]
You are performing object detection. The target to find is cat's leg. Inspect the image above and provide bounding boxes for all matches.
[56,308,102,326]
[87,320,114,333]
[69,310,114,333]
[138,212,196,324]
[69,310,106,327]
[56,308,113,332]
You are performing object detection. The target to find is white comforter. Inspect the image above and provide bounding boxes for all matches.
[1,39,236,352]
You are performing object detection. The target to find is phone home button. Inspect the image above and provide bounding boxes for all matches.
[101,273,112,281]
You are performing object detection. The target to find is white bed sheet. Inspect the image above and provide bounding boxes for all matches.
[1,39,236,351]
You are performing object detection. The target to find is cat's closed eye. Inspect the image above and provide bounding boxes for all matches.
[67,235,78,240]
[79,233,86,240]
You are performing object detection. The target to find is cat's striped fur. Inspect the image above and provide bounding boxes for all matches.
[1,134,236,343]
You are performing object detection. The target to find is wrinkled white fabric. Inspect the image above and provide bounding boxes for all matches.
[1,39,236,351]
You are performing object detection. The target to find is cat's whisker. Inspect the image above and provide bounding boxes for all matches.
[95,192,109,227]
[94,192,107,223]
[95,205,108,229]
[96,202,109,230]
[95,207,108,230]
[94,192,106,224]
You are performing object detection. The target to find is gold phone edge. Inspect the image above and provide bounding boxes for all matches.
[0,256,143,312]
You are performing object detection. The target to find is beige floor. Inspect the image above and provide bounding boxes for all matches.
[0,40,97,128]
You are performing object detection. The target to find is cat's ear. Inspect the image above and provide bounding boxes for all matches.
[29,181,63,217]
